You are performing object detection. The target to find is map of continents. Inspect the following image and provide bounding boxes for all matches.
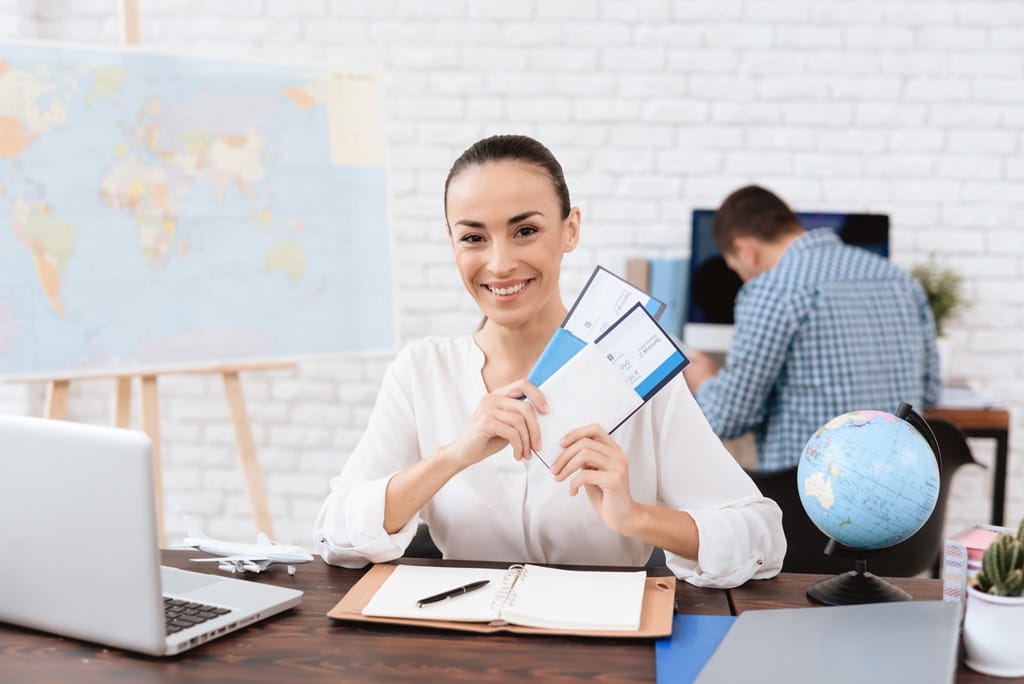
[0,43,392,377]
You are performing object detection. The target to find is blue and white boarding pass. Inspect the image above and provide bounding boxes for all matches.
[528,265,665,389]
[562,265,665,342]
[527,303,688,468]
[594,303,689,402]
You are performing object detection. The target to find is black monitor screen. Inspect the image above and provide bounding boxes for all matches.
[687,210,889,325]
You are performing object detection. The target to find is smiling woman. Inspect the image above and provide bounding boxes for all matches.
[313,135,787,589]
[445,147,579,382]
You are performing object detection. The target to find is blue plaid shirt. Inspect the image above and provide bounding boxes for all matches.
[695,229,942,472]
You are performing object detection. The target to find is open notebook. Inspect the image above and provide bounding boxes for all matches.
[328,563,676,638]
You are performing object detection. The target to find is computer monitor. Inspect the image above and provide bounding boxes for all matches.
[684,209,890,351]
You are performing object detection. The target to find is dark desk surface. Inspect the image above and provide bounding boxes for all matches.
[0,550,727,684]
[2,552,1017,683]
[927,405,1011,431]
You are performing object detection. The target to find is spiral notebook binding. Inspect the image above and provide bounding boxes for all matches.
[489,564,526,612]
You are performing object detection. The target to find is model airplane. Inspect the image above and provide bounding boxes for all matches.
[182,524,314,576]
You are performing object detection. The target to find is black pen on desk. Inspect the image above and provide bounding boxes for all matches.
[416,580,490,607]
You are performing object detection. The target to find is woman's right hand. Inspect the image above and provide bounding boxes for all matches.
[446,379,549,468]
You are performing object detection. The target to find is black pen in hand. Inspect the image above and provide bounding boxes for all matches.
[416,580,490,607]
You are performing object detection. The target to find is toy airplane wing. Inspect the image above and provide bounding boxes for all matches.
[190,555,271,563]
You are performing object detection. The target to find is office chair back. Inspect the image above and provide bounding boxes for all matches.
[404,523,443,559]
[753,417,981,577]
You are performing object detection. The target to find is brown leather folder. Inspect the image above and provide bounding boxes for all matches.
[327,563,676,638]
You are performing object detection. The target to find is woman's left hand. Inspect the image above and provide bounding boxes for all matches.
[550,424,637,534]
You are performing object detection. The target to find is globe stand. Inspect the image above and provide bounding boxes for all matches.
[806,539,914,605]
[807,559,912,605]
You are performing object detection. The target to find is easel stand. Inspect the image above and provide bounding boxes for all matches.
[38,361,294,546]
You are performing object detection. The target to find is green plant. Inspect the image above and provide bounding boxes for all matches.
[910,257,966,336]
[976,518,1024,597]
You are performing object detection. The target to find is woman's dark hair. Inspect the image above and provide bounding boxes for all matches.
[713,185,801,254]
[444,134,571,222]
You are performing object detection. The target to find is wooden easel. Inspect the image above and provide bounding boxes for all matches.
[40,361,295,546]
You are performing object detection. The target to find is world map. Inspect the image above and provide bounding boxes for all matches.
[0,42,392,377]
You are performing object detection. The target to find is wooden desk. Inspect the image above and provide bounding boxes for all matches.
[926,404,1012,525]
[0,550,728,683]
[730,572,1023,684]
[3,553,1016,683]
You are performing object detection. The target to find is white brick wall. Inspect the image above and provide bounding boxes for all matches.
[1,0,1022,551]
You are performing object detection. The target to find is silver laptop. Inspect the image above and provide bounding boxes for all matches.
[0,414,303,656]
[695,600,960,684]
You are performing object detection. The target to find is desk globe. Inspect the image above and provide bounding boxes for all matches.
[796,402,940,605]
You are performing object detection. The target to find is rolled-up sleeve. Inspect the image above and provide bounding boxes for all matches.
[678,500,784,587]
[313,353,421,568]
[655,377,786,587]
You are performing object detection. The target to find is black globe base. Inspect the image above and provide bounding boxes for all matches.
[806,560,912,606]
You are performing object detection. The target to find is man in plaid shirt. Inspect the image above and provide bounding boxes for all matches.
[685,186,942,472]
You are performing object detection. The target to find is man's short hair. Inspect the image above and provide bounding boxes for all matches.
[712,185,802,254]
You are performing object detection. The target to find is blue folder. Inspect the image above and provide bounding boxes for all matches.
[647,257,688,339]
[655,614,735,684]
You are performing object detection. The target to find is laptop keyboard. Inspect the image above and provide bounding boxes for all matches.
[164,597,232,635]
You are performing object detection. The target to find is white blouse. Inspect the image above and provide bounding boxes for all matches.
[314,335,785,588]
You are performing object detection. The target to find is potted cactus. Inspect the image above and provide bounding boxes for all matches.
[963,517,1024,677]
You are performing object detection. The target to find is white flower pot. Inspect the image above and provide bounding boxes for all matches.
[963,585,1024,677]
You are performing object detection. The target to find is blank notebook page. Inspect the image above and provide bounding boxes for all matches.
[501,565,647,632]
[361,566,509,622]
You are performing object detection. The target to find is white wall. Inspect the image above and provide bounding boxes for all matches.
[1,0,1021,548]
